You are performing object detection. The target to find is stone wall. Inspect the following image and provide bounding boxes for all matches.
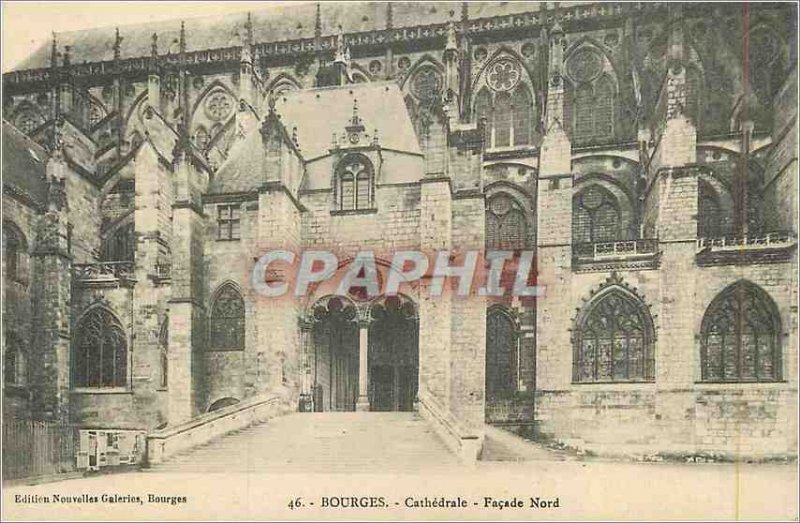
[2,196,39,421]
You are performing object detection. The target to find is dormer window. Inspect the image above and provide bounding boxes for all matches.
[335,154,374,211]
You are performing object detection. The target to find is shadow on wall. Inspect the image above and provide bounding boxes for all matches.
[208,397,240,413]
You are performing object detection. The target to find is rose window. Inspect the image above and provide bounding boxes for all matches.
[566,48,603,84]
[410,67,443,101]
[487,59,522,92]
[15,111,42,134]
[205,92,233,121]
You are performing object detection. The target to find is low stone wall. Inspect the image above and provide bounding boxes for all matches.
[535,385,798,461]
[145,393,293,465]
[417,389,483,464]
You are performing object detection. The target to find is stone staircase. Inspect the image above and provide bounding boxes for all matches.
[147,412,461,474]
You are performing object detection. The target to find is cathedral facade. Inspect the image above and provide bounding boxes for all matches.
[2,2,797,460]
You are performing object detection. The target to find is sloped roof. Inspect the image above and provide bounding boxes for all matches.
[275,81,421,160]
[13,2,468,71]
[2,120,48,208]
[206,113,268,194]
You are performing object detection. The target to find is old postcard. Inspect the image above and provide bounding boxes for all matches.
[1,1,798,520]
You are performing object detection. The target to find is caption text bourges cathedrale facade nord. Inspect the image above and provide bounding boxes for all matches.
[2,2,797,460]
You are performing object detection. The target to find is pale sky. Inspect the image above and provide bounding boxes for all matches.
[1,1,304,72]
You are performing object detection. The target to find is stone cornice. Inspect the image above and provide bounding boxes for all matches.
[4,2,674,90]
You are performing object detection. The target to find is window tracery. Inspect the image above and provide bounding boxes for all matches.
[572,185,622,243]
[701,281,781,382]
[486,194,527,250]
[101,222,135,262]
[205,91,233,121]
[564,47,616,145]
[573,287,654,383]
[73,308,128,388]
[209,284,245,351]
[336,155,374,211]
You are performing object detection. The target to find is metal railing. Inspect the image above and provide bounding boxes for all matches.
[72,261,135,281]
[696,232,796,251]
[2,419,77,481]
[573,239,660,260]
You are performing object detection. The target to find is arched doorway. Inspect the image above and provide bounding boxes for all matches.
[368,296,419,412]
[311,296,359,411]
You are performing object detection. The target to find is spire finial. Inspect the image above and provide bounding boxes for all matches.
[113,27,122,61]
[335,25,348,64]
[50,32,59,69]
[445,20,458,52]
[386,3,394,30]
[179,21,186,55]
[63,45,71,67]
[151,33,159,58]
[245,12,253,47]
[315,2,322,40]
[351,97,359,124]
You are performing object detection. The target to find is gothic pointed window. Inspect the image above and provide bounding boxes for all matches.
[3,333,25,387]
[73,308,128,388]
[565,48,616,145]
[101,222,135,262]
[209,284,245,351]
[3,223,28,285]
[572,185,621,243]
[473,57,535,149]
[701,281,781,382]
[573,288,655,383]
[336,154,374,211]
[486,194,527,250]
[486,309,518,398]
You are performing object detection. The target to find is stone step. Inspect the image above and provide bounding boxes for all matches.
[149,412,461,473]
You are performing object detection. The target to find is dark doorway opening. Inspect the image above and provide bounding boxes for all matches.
[312,297,359,412]
[368,296,418,412]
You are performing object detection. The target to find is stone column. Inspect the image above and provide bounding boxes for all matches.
[30,171,72,424]
[356,323,370,411]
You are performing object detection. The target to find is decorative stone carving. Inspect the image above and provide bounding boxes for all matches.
[205,91,233,121]
[14,109,43,134]
[486,58,522,92]
[410,66,443,101]
[567,47,603,84]
[521,42,536,59]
